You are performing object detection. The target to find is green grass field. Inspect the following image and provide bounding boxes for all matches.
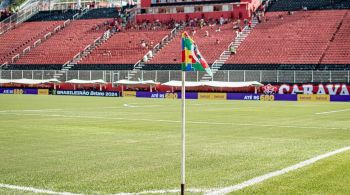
[0,95,349,195]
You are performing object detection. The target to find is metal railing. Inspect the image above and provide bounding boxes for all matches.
[0,62,8,70]
[48,0,105,11]
[0,3,39,35]
[1,70,349,83]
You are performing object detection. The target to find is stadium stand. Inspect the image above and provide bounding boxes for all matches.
[27,10,80,22]
[10,19,107,70]
[0,21,59,64]
[320,11,350,65]
[143,22,235,70]
[79,8,122,19]
[76,29,171,70]
[3,0,350,73]
[267,0,350,11]
[0,9,12,21]
[222,10,349,70]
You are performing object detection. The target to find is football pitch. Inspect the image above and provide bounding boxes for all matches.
[0,95,349,195]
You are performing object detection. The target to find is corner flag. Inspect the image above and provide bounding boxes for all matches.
[181,32,213,77]
[180,32,213,195]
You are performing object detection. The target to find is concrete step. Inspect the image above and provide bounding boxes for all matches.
[220,56,229,59]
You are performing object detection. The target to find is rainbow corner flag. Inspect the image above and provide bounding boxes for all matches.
[181,32,213,77]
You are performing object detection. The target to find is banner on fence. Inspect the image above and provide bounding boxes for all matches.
[38,89,49,95]
[123,91,137,97]
[226,93,297,101]
[198,93,226,100]
[271,84,350,95]
[0,88,39,95]
[297,94,330,102]
[52,90,120,97]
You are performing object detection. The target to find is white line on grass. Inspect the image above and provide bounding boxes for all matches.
[315,109,350,115]
[1,112,348,131]
[0,109,62,113]
[205,146,350,195]
[123,103,168,108]
[113,188,208,195]
[1,146,349,195]
[0,183,82,195]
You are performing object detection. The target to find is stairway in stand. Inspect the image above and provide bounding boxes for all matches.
[201,18,259,81]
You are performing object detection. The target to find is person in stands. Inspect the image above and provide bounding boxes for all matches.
[143,55,148,62]
[235,30,240,38]
[219,16,224,26]
[191,29,196,36]
[230,45,236,54]
[141,40,146,48]
[199,18,204,29]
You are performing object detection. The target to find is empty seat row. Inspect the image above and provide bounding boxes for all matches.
[267,0,350,11]
[27,10,80,22]
[148,23,236,65]
[224,10,348,66]
[78,29,170,65]
[0,21,59,64]
[14,19,107,65]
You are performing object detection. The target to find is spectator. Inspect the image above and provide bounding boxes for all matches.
[141,40,146,48]
[230,45,236,54]
[244,19,249,26]
[110,18,116,27]
[199,18,204,29]
[205,30,209,37]
[219,16,224,25]
[236,19,241,29]
[257,14,262,23]
[215,27,221,32]
[248,20,252,28]
[216,39,220,44]
[191,29,196,36]
[143,55,148,62]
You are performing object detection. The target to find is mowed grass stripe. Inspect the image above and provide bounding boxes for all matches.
[1,111,349,131]
[0,95,349,194]
[1,147,350,195]
[232,150,350,195]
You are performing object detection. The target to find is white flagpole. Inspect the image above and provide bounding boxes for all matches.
[181,70,186,195]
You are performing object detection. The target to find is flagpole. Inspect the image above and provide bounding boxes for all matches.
[181,70,186,195]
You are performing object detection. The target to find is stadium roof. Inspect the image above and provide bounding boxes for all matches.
[0,78,60,84]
